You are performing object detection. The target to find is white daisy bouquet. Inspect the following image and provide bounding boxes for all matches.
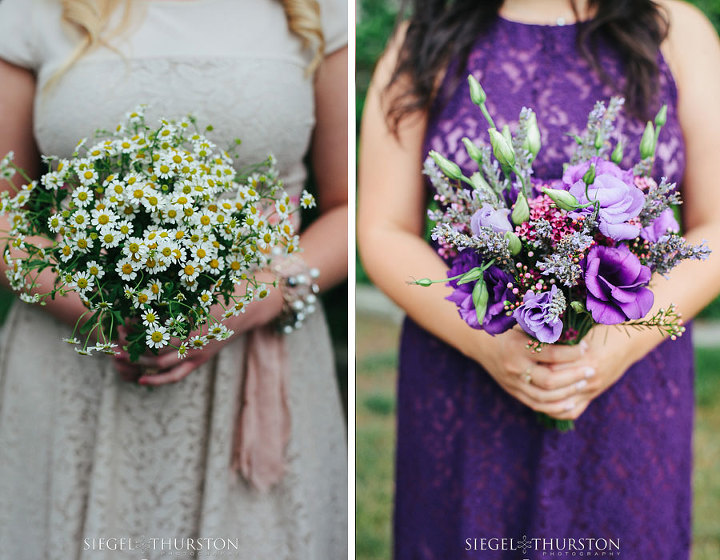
[0,107,313,362]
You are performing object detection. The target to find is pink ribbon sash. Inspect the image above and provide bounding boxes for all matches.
[231,326,291,492]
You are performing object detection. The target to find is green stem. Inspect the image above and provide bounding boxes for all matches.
[479,104,497,131]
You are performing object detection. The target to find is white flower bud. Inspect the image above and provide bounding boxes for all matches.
[429,150,463,181]
[488,128,515,167]
[541,187,582,211]
[639,121,656,159]
[468,75,487,106]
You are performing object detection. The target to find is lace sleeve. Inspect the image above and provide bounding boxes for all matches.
[0,0,39,70]
[318,0,347,55]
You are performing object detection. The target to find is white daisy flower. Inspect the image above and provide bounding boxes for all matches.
[275,194,291,219]
[106,179,126,198]
[91,207,117,229]
[99,229,122,249]
[94,342,119,355]
[178,261,200,282]
[41,171,63,190]
[116,259,138,281]
[198,290,213,309]
[59,243,74,262]
[124,238,148,261]
[141,309,160,328]
[300,190,316,209]
[86,260,105,279]
[146,278,163,299]
[125,106,145,124]
[188,335,207,350]
[188,243,213,265]
[155,160,174,180]
[86,144,106,161]
[47,214,64,233]
[177,342,189,359]
[206,256,224,276]
[133,289,152,308]
[71,271,94,294]
[255,284,270,300]
[116,137,138,154]
[128,182,150,204]
[114,220,134,239]
[180,276,199,292]
[19,293,40,304]
[77,167,99,187]
[146,326,170,349]
[68,209,90,229]
[206,323,231,341]
[72,234,94,253]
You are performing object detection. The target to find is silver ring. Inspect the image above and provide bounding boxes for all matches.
[523,365,533,385]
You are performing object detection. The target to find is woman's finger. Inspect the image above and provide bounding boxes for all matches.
[533,340,588,365]
[518,362,595,392]
[135,351,185,371]
[542,399,591,421]
[138,360,199,386]
[519,375,592,405]
[113,358,141,382]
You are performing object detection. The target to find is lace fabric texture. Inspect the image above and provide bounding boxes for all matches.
[0,0,348,558]
[395,17,692,560]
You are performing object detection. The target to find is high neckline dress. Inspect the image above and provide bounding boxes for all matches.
[395,16,692,560]
[0,0,348,558]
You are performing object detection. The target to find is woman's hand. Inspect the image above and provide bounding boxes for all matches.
[471,327,597,418]
[535,326,643,421]
[113,286,283,385]
[114,334,232,386]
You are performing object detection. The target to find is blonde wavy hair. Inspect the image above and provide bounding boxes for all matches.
[49,0,325,87]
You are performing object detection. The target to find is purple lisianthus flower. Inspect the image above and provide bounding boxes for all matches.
[584,244,654,324]
[470,204,512,235]
[640,208,680,242]
[563,157,644,241]
[445,252,516,333]
[512,285,564,343]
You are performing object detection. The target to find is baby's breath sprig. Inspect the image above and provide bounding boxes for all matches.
[621,304,686,340]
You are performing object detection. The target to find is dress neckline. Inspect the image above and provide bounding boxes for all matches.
[496,13,584,29]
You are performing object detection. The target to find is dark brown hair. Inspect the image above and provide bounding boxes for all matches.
[385,0,669,130]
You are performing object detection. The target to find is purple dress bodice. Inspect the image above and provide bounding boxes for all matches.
[395,16,692,560]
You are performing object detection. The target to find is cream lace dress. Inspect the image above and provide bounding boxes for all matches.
[0,0,347,558]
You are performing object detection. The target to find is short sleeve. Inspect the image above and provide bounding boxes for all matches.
[0,0,39,70]
[318,0,347,55]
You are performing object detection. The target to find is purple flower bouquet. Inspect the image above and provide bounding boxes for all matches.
[415,76,710,431]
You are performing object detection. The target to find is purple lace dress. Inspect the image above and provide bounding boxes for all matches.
[395,16,692,560]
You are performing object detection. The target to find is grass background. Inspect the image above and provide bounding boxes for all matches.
[356,1,720,559]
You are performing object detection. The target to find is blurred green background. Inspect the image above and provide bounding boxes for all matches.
[356,1,720,560]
